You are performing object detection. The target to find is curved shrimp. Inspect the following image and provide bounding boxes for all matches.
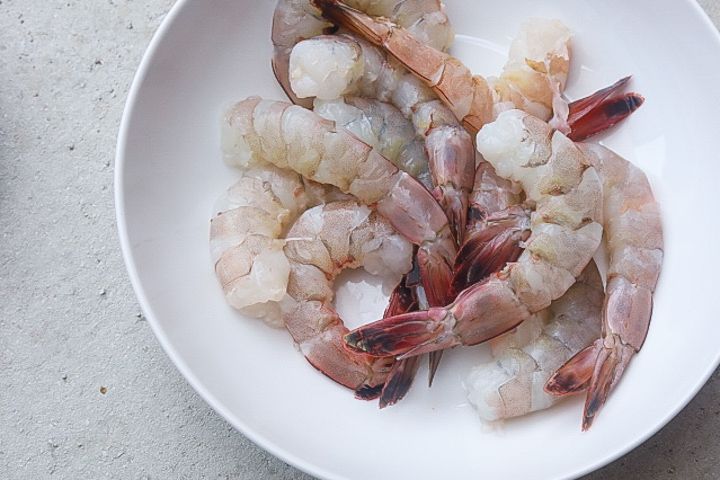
[465,261,603,422]
[344,109,604,359]
[312,0,644,141]
[272,0,453,107]
[545,143,663,430]
[223,96,458,308]
[312,94,436,390]
[210,165,336,327]
[290,34,475,243]
[283,201,414,397]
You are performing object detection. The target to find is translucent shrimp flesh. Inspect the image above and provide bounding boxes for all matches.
[313,96,431,187]
[210,165,335,327]
[465,261,603,422]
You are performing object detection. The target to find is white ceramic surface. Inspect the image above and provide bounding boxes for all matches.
[116,1,720,479]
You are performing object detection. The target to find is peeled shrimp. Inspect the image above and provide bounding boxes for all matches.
[492,18,571,131]
[465,261,603,422]
[290,33,475,243]
[283,201,413,397]
[546,143,663,430]
[272,0,453,107]
[223,97,458,307]
[313,0,644,140]
[345,109,603,360]
[313,96,431,187]
[210,165,334,327]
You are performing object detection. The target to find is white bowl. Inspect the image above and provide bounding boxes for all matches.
[116,1,720,478]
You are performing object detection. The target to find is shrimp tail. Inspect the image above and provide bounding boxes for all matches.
[347,277,532,357]
[433,187,469,246]
[379,355,421,408]
[544,341,600,395]
[566,76,645,141]
[344,309,458,358]
[416,244,455,307]
[580,338,635,430]
[427,126,476,245]
[452,206,530,294]
[312,0,389,46]
[379,277,420,408]
[428,352,443,387]
[355,384,385,400]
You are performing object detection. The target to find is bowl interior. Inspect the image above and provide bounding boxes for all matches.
[117,1,720,478]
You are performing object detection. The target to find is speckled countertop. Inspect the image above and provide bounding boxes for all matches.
[1,1,719,479]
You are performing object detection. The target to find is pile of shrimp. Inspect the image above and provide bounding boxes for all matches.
[209,0,662,430]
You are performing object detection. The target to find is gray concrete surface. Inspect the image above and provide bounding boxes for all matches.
[1,1,718,478]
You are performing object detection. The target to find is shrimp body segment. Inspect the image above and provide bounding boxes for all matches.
[223,97,458,307]
[345,110,603,358]
[466,262,603,422]
[546,143,663,430]
[283,201,413,397]
[313,96,431,187]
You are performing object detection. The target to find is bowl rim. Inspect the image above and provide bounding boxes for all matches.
[114,1,720,479]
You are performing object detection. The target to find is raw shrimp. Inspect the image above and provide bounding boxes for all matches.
[492,18,571,131]
[290,34,475,243]
[313,95,432,397]
[546,143,663,430]
[282,201,413,398]
[344,109,604,360]
[313,96,431,187]
[223,97,458,308]
[465,261,603,422]
[210,165,335,327]
[312,0,644,140]
[272,0,453,107]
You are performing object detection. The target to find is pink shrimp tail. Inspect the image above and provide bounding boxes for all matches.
[433,186,469,246]
[416,245,455,307]
[452,207,530,294]
[378,279,421,408]
[566,76,645,141]
[545,342,598,395]
[379,356,421,408]
[580,337,635,430]
[546,337,635,430]
[344,309,458,358]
